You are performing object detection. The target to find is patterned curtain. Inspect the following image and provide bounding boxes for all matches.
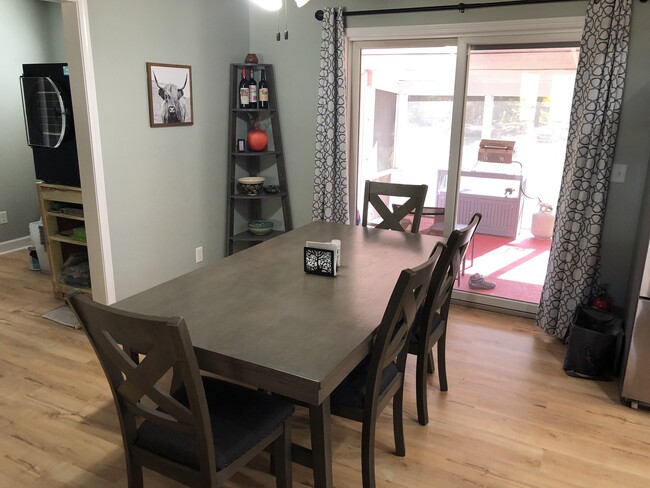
[537,0,632,340]
[312,6,349,224]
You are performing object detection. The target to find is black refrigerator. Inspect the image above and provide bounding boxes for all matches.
[20,63,80,188]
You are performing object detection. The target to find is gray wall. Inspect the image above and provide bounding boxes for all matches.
[85,0,249,299]
[7,1,646,309]
[249,0,650,308]
[0,0,65,244]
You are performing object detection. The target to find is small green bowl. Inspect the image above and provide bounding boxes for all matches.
[72,227,86,242]
[248,220,273,236]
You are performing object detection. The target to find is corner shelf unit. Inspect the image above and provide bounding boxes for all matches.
[226,63,292,255]
[37,183,92,297]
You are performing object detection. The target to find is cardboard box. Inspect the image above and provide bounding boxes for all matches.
[478,139,515,164]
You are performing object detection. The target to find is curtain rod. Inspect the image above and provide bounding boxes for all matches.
[314,0,645,21]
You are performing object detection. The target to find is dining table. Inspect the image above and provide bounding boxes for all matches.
[113,221,442,488]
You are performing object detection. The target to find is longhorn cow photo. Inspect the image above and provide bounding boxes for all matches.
[146,62,193,127]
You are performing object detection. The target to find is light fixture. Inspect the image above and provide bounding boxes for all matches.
[251,0,282,11]
[250,0,311,40]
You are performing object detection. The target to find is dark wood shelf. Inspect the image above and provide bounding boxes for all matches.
[231,192,286,200]
[230,151,277,157]
[230,230,285,242]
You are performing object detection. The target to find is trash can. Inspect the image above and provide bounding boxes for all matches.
[563,306,624,381]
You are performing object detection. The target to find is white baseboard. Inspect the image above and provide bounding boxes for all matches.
[0,236,31,255]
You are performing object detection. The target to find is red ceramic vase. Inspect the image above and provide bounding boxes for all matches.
[247,128,268,152]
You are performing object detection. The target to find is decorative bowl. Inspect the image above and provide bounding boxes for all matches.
[239,176,265,195]
[248,220,274,236]
[72,227,87,242]
[264,185,281,194]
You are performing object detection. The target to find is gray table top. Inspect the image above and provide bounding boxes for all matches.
[114,221,441,404]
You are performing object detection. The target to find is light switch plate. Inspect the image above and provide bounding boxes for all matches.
[611,164,627,183]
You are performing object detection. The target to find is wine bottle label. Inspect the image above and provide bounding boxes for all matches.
[239,88,249,105]
[259,88,269,102]
[249,86,258,103]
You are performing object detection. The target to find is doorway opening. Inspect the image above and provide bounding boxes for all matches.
[352,41,579,309]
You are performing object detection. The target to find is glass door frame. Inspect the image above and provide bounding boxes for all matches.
[349,38,466,235]
[347,18,584,316]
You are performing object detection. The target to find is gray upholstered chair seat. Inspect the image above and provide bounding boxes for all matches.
[137,377,294,471]
[330,356,398,409]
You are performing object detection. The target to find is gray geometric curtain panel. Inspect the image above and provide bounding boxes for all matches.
[537,0,632,340]
[312,6,349,224]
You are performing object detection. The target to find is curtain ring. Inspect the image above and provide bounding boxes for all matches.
[458,3,466,13]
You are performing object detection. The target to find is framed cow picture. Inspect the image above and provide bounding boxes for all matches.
[146,62,193,127]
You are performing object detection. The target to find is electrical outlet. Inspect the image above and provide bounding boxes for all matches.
[0,211,7,224]
[611,163,627,183]
[195,246,203,263]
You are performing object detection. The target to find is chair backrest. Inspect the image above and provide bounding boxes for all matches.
[446,212,481,287]
[364,244,444,408]
[419,213,482,331]
[66,292,217,478]
[361,180,428,233]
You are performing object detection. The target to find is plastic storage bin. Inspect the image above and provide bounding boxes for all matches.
[29,220,50,273]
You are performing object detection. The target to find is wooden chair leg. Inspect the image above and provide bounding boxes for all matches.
[427,350,435,374]
[273,421,292,488]
[126,458,144,488]
[437,332,448,392]
[416,348,430,426]
[361,415,377,488]
[393,388,406,456]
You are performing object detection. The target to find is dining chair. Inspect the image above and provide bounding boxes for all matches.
[361,180,428,233]
[409,212,482,426]
[67,292,294,488]
[329,244,443,488]
[420,206,475,284]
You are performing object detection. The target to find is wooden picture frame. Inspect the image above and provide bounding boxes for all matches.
[146,62,193,127]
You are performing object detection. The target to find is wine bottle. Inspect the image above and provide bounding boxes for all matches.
[258,69,269,109]
[239,68,249,108]
[248,69,258,109]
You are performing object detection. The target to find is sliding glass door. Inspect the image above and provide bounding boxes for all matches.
[350,35,579,314]
[349,40,464,231]
[454,46,579,308]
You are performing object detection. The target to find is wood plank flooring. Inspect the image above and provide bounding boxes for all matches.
[1,249,650,487]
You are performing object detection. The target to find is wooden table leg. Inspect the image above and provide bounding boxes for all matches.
[309,399,333,488]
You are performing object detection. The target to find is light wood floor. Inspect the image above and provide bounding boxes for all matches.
[2,249,650,487]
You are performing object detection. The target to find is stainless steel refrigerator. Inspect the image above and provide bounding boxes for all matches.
[621,164,650,409]
[621,239,650,409]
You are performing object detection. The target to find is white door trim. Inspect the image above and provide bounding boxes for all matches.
[60,0,115,304]
[346,17,585,42]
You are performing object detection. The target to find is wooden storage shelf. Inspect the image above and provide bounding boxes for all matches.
[37,183,92,298]
[226,63,292,255]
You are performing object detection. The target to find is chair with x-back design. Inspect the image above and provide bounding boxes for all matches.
[329,245,442,488]
[361,180,428,233]
[408,212,481,426]
[67,292,294,488]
